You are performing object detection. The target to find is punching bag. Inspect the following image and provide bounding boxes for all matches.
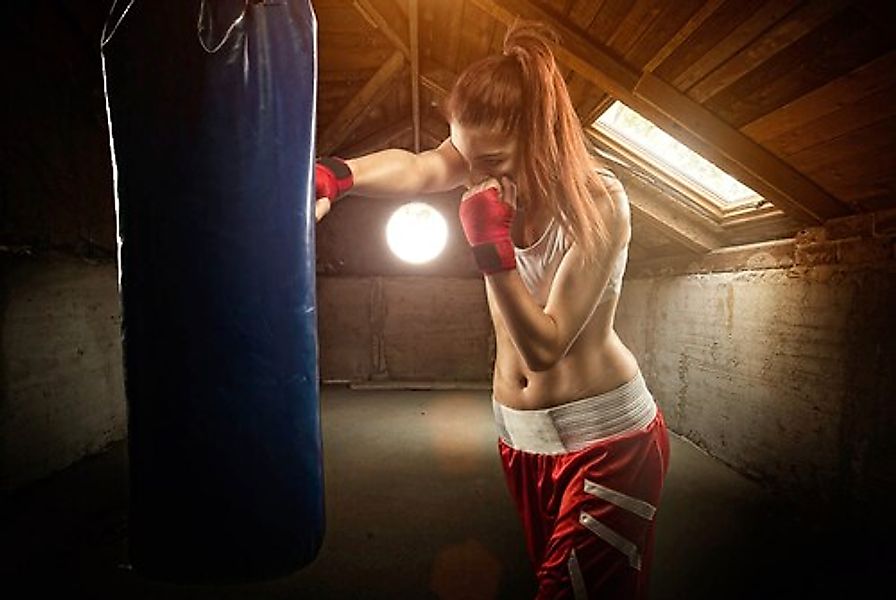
[101,0,323,582]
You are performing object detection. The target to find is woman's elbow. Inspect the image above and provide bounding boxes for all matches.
[522,347,561,372]
[519,320,566,372]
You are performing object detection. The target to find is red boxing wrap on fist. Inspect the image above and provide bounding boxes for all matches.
[315,157,354,202]
[459,185,516,274]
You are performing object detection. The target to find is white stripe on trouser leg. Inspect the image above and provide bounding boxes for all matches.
[583,479,657,520]
[579,512,642,570]
[568,549,588,600]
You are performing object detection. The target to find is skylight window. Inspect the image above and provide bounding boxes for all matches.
[594,101,762,207]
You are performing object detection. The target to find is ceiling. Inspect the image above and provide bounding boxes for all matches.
[314,0,896,256]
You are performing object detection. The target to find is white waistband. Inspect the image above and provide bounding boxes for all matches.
[493,372,657,455]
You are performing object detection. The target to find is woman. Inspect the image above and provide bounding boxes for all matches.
[315,21,670,600]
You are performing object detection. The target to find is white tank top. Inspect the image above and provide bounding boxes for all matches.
[514,172,629,308]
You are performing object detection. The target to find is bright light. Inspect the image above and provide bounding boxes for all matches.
[595,101,762,205]
[386,202,448,264]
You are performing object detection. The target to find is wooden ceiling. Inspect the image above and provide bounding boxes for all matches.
[315,0,896,233]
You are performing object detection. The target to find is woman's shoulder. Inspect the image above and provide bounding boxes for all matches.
[594,166,617,179]
[587,162,630,243]
[586,160,627,206]
[587,154,616,176]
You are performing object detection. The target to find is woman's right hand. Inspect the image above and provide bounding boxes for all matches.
[315,197,331,222]
[314,157,354,222]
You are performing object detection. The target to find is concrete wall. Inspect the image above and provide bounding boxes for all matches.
[5,235,894,535]
[616,213,896,529]
[0,254,489,490]
[2,3,122,492]
[317,276,493,382]
[1,255,125,492]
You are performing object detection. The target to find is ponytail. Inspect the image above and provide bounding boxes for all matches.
[446,20,612,262]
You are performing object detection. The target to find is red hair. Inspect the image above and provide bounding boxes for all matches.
[445,20,612,261]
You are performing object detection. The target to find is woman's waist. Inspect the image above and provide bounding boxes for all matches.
[492,333,638,410]
[492,370,657,455]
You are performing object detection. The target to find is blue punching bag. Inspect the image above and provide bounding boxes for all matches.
[101,0,323,582]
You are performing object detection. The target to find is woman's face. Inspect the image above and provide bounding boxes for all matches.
[449,121,519,185]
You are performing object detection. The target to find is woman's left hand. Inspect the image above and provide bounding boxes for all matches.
[499,176,517,210]
[459,177,518,274]
[463,176,517,209]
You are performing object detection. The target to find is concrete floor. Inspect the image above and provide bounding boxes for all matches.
[1,385,885,599]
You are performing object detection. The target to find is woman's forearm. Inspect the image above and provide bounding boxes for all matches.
[345,141,466,198]
[346,149,423,197]
[487,272,562,371]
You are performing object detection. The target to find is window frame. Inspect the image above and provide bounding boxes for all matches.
[589,102,779,227]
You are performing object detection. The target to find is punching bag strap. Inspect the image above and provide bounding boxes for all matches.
[197,0,250,54]
[101,0,137,48]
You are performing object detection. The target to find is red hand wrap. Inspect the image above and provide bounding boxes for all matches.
[315,157,354,202]
[459,186,516,274]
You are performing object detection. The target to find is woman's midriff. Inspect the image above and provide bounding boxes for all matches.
[490,298,639,410]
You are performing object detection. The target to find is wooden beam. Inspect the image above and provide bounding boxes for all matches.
[642,0,725,72]
[703,9,887,129]
[670,0,800,91]
[410,0,421,153]
[584,94,614,125]
[339,119,412,158]
[420,130,443,150]
[319,50,406,155]
[421,74,450,100]
[470,0,639,100]
[422,114,450,141]
[350,0,420,153]
[469,0,849,224]
[421,57,458,100]
[687,0,851,104]
[605,0,666,58]
[352,0,410,59]
[445,0,465,68]
[632,73,847,223]
[624,174,726,253]
[741,50,896,142]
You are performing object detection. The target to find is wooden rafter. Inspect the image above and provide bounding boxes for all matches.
[349,0,421,152]
[584,95,614,125]
[339,119,412,158]
[352,0,410,59]
[410,0,421,152]
[642,0,725,72]
[421,74,450,100]
[469,0,849,224]
[420,130,443,150]
[629,203,724,254]
[319,50,406,155]
[422,114,450,142]
[421,57,457,100]
[622,173,725,253]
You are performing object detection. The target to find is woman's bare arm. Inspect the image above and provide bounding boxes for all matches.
[484,185,630,371]
[347,138,468,198]
[316,139,467,221]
